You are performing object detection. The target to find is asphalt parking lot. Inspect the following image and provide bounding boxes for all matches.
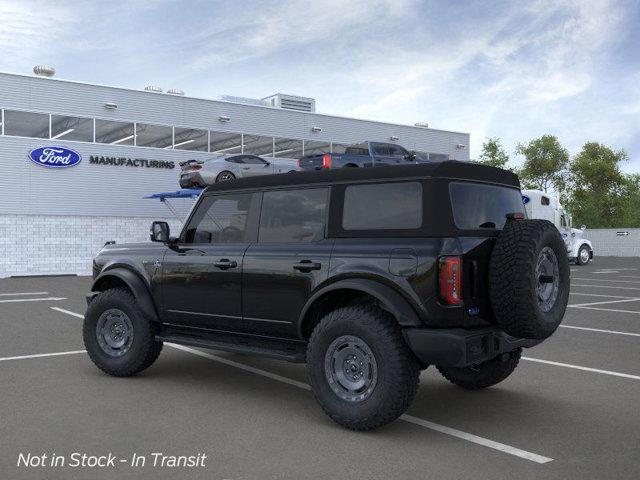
[1,257,639,480]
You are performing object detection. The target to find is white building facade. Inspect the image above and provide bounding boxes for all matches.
[0,71,470,277]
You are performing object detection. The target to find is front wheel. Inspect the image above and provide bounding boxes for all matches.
[576,244,591,265]
[437,349,521,390]
[307,305,420,431]
[83,288,163,377]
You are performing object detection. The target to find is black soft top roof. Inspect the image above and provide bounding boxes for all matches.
[203,161,520,194]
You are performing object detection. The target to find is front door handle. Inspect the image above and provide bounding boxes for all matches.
[293,260,321,272]
[213,259,238,269]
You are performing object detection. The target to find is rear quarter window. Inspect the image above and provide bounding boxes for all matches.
[342,182,422,230]
[449,182,525,230]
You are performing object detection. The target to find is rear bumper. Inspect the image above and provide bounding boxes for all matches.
[179,172,204,188]
[403,326,542,368]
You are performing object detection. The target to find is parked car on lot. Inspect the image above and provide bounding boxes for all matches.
[84,162,570,431]
[179,154,298,188]
[298,141,427,170]
[522,189,593,265]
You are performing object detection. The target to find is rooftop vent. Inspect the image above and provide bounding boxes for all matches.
[262,93,316,113]
[144,85,163,93]
[414,122,429,128]
[33,65,55,78]
[167,88,185,96]
[217,95,270,107]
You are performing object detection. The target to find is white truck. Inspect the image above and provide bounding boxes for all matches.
[522,189,593,265]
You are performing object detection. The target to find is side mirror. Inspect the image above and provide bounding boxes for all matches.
[264,161,271,167]
[581,224,586,230]
[404,151,416,161]
[150,221,170,243]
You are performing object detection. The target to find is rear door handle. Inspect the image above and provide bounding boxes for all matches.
[213,259,238,269]
[293,260,321,272]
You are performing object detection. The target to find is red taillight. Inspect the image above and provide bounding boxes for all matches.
[297,158,302,167]
[322,153,331,169]
[438,256,462,306]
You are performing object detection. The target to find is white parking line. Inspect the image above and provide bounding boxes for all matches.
[569,298,640,308]
[573,278,640,285]
[523,357,640,381]
[560,325,640,337]
[51,307,84,318]
[0,292,49,296]
[570,292,639,299]
[0,297,67,304]
[572,284,640,291]
[617,275,640,280]
[0,350,86,362]
[169,344,552,464]
[569,305,640,315]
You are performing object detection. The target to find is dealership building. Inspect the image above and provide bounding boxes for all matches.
[0,68,470,277]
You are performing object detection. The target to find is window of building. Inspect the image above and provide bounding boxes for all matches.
[173,127,208,151]
[135,123,173,148]
[50,115,94,142]
[184,193,254,244]
[3,110,49,138]
[303,140,331,156]
[343,182,422,230]
[243,135,274,156]
[273,137,303,158]
[259,188,328,243]
[95,119,135,145]
[210,131,242,154]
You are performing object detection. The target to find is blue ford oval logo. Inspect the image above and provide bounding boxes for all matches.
[522,195,530,205]
[28,146,82,168]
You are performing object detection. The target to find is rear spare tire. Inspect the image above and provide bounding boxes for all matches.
[489,219,569,340]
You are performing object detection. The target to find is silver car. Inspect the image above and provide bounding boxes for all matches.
[179,154,299,188]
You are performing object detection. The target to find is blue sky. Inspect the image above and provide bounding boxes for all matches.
[1,0,639,172]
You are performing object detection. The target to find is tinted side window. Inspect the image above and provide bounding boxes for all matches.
[449,182,525,230]
[541,196,550,205]
[259,188,328,242]
[243,155,267,165]
[387,145,407,158]
[373,144,390,156]
[226,156,243,164]
[184,193,254,244]
[343,182,422,230]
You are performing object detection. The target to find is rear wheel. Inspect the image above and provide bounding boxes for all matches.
[307,305,420,431]
[576,244,591,265]
[437,349,521,390]
[83,288,162,377]
[216,171,235,182]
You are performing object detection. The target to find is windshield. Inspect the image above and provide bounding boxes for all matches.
[449,182,525,230]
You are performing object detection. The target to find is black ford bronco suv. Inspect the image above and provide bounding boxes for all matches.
[84,162,570,430]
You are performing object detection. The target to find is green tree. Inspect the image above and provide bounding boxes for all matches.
[478,137,510,169]
[515,135,569,193]
[619,174,640,228]
[567,142,628,228]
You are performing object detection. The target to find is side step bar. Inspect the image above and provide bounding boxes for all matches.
[159,333,307,363]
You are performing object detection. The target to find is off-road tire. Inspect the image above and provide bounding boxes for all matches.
[307,305,420,431]
[436,348,521,390]
[216,171,235,182]
[576,244,590,266]
[83,288,163,377]
[489,219,570,340]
